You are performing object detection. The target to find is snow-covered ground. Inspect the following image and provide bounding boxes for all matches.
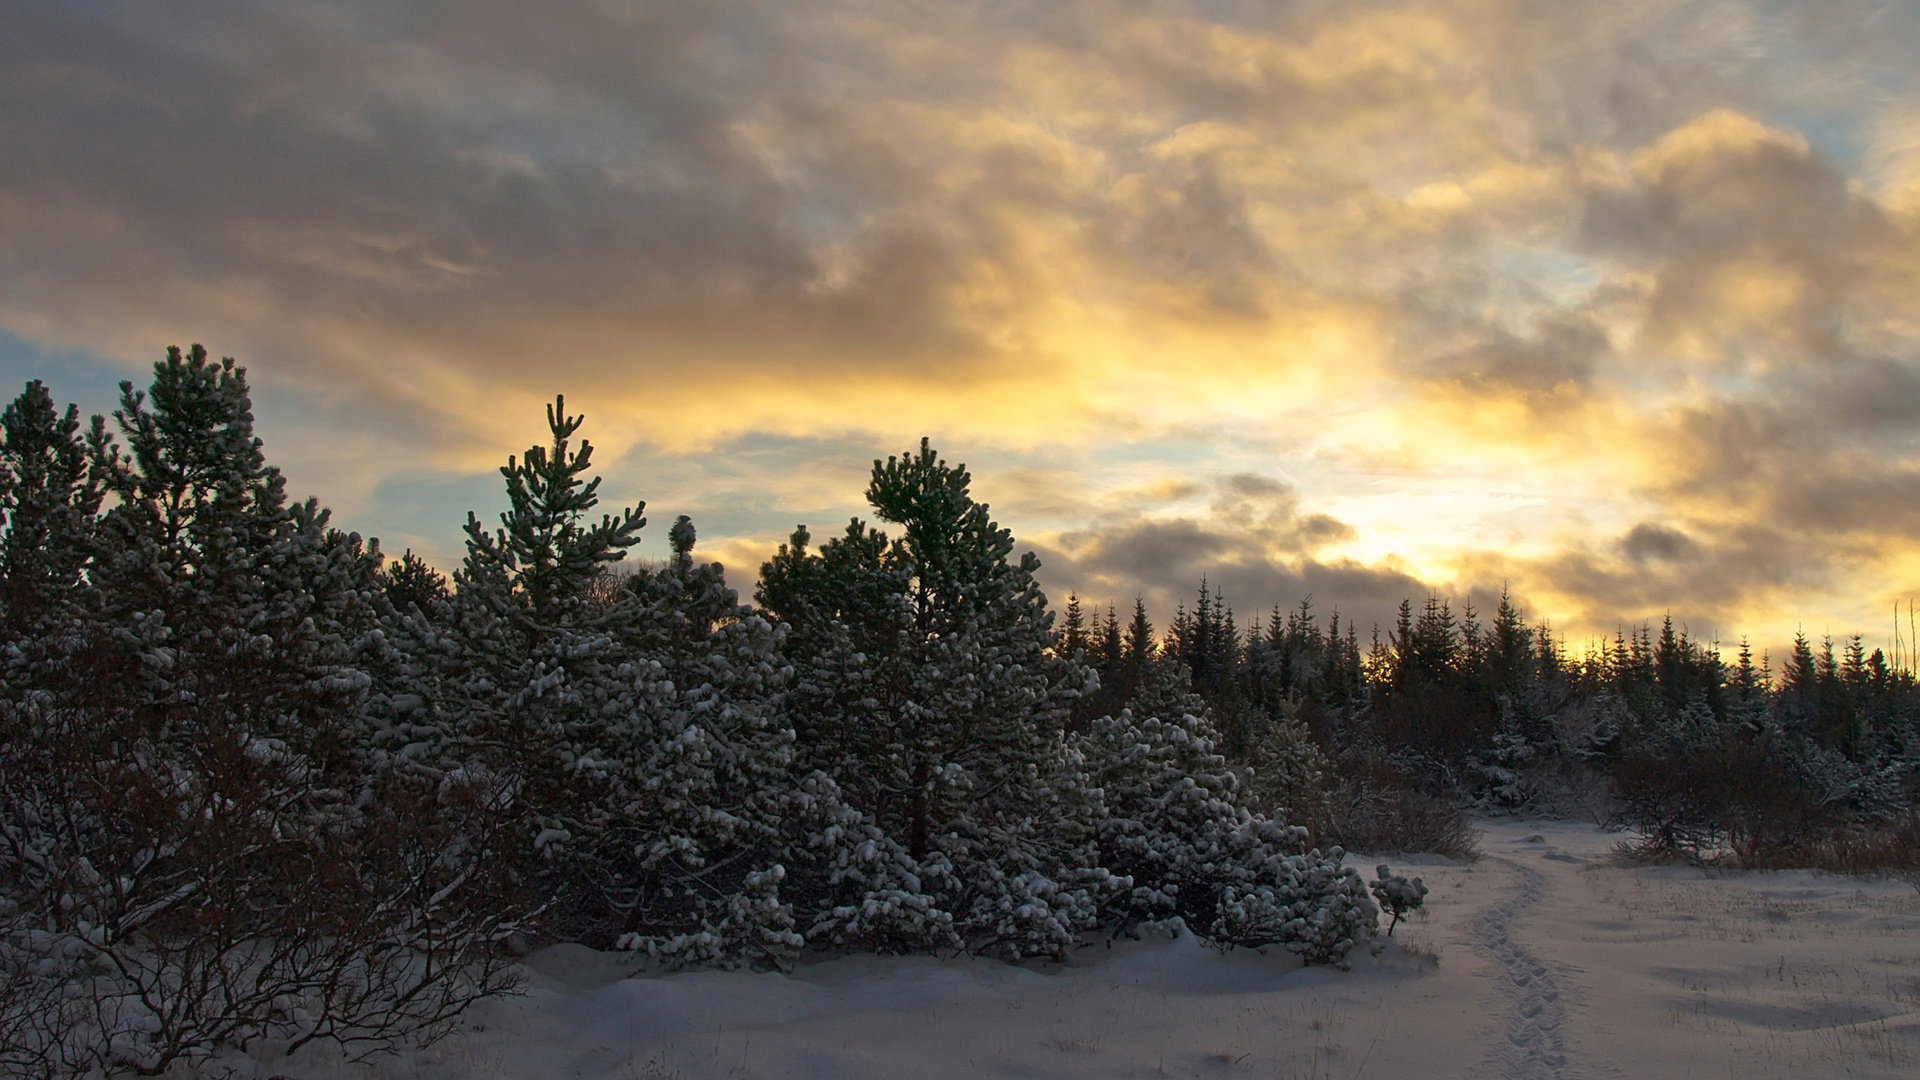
[244,818,1920,1079]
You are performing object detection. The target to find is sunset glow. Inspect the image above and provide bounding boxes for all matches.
[6,1,1920,654]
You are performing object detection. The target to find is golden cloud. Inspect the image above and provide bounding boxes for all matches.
[3,1,1920,650]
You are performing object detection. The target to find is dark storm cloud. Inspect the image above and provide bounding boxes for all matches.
[1449,515,1843,648]
[1030,522,1425,639]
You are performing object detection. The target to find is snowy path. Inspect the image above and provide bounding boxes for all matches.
[232,819,1920,1080]
[1472,855,1572,1080]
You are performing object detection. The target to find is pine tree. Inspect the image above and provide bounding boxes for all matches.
[0,379,112,1073]
[88,346,389,773]
[380,400,854,967]
[1077,655,1388,966]
[1,349,517,1074]
[594,515,817,966]
[0,381,108,632]
[759,440,1107,958]
[378,396,646,908]
[382,548,450,615]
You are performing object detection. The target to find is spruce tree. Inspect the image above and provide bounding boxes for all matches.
[1122,597,1156,700]
[1099,602,1124,674]
[1060,592,1088,659]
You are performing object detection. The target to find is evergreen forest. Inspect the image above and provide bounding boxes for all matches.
[3,347,1916,1076]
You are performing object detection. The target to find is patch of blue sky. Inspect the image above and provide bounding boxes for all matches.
[1486,246,1605,321]
[1776,108,1871,173]
[1741,0,1916,177]
[595,429,888,559]
[358,468,517,569]
[0,330,134,425]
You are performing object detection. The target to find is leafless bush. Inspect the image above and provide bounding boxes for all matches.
[1318,771,1479,860]
[0,925,87,1080]
[0,693,526,1077]
[1607,715,1874,867]
[1731,817,1920,878]
[1525,758,1618,826]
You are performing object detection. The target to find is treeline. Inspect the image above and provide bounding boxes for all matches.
[1067,581,1920,867]
[0,348,1423,1077]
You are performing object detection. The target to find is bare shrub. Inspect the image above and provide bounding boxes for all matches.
[1732,816,1920,877]
[1315,746,1479,860]
[1320,780,1480,860]
[1607,705,1881,868]
[0,674,525,1077]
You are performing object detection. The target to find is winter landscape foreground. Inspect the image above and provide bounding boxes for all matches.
[230,818,1920,1080]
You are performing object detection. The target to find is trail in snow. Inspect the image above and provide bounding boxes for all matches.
[1473,854,1573,1080]
[212,819,1920,1080]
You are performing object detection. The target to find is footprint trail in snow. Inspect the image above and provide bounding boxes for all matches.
[1472,856,1572,1080]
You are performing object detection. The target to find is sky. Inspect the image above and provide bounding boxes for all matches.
[5,0,1920,658]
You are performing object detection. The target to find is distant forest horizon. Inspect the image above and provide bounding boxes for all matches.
[13,358,1919,681]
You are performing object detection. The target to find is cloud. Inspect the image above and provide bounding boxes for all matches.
[1026,473,1415,631]
[4,1,1920,652]
[1619,522,1697,564]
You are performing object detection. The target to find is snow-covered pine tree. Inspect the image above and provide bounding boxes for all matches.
[753,523,959,955]
[372,394,644,929]
[382,548,450,616]
[590,515,812,967]
[759,440,1109,959]
[1369,864,1428,935]
[0,352,517,1076]
[377,401,892,969]
[1077,656,1394,966]
[0,380,111,1077]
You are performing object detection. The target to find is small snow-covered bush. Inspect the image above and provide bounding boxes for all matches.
[1370,864,1428,935]
[1079,683,1391,966]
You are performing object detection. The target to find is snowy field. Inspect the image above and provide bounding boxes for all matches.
[240,818,1920,1080]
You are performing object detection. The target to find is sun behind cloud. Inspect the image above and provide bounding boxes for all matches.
[2,0,1919,654]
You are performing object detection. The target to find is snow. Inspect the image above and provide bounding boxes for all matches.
[228,818,1920,1079]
